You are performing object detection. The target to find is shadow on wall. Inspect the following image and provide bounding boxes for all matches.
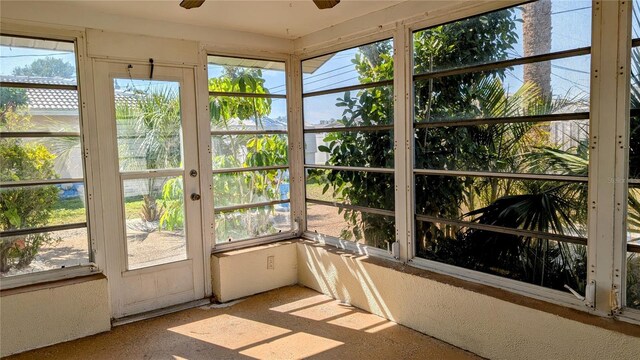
[302,241,395,321]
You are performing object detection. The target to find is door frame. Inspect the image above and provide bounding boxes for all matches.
[92,58,211,318]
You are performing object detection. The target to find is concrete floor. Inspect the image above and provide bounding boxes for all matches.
[7,286,480,360]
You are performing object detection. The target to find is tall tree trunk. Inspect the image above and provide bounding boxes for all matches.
[523,0,552,98]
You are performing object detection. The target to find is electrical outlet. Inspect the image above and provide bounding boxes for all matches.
[267,255,275,270]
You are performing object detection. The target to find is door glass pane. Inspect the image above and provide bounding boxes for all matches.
[123,176,187,270]
[113,79,183,172]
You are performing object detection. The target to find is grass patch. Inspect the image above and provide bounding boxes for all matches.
[305,182,336,202]
[49,195,146,225]
[50,197,86,225]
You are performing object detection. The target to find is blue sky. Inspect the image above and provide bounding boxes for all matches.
[0,1,597,125]
[0,39,76,77]
[302,0,593,124]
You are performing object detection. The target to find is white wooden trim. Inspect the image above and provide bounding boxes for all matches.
[196,46,214,296]
[393,26,409,262]
[587,0,619,316]
[403,21,417,261]
[302,231,398,262]
[119,170,184,181]
[287,54,306,237]
[403,1,529,34]
[0,21,82,41]
[0,265,99,291]
[613,0,633,313]
[298,30,395,61]
[294,1,527,57]
[0,24,101,289]
[203,47,291,63]
[212,233,298,253]
[616,308,640,325]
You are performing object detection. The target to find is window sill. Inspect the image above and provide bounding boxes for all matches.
[302,231,398,262]
[212,233,298,254]
[301,239,640,337]
[0,265,101,293]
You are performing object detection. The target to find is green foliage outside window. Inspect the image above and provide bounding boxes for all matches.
[0,108,61,273]
[116,88,184,230]
[314,7,603,295]
[12,57,75,78]
[209,67,289,241]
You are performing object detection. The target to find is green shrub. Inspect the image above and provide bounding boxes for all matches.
[0,109,60,273]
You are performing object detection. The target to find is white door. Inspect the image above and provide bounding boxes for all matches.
[94,61,205,318]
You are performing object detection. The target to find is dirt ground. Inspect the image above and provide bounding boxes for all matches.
[3,219,187,276]
[4,204,375,276]
[306,203,348,239]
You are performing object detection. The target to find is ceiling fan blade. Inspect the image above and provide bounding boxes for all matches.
[180,0,205,9]
[313,0,341,10]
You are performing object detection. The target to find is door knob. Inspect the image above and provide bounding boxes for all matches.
[190,193,201,201]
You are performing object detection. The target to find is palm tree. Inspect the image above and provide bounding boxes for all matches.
[116,87,182,226]
[523,0,552,98]
[422,76,591,292]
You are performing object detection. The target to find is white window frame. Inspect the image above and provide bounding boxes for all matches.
[405,1,596,314]
[0,22,100,290]
[295,0,640,323]
[616,0,640,324]
[202,48,300,253]
[298,31,400,262]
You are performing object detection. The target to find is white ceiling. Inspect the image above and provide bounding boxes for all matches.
[64,0,405,39]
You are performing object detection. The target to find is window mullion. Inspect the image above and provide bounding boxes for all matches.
[395,25,412,262]
[588,0,623,315]
[289,55,307,236]
[614,0,633,312]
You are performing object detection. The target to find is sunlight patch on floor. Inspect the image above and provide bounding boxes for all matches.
[167,314,290,350]
[327,311,388,331]
[269,294,330,313]
[239,332,344,359]
[364,320,397,333]
[289,301,353,321]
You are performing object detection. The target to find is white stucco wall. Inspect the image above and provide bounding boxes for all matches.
[212,241,298,302]
[0,275,111,357]
[297,241,640,360]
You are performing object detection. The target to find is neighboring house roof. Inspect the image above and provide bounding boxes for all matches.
[1,75,77,86]
[218,116,288,131]
[1,75,136,112]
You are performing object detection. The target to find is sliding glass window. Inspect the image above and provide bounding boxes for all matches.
[302,39,395,251]
[207,56,291,243]
[412,0,592,292]
[0,34,90,276]
[627,2,640,311]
